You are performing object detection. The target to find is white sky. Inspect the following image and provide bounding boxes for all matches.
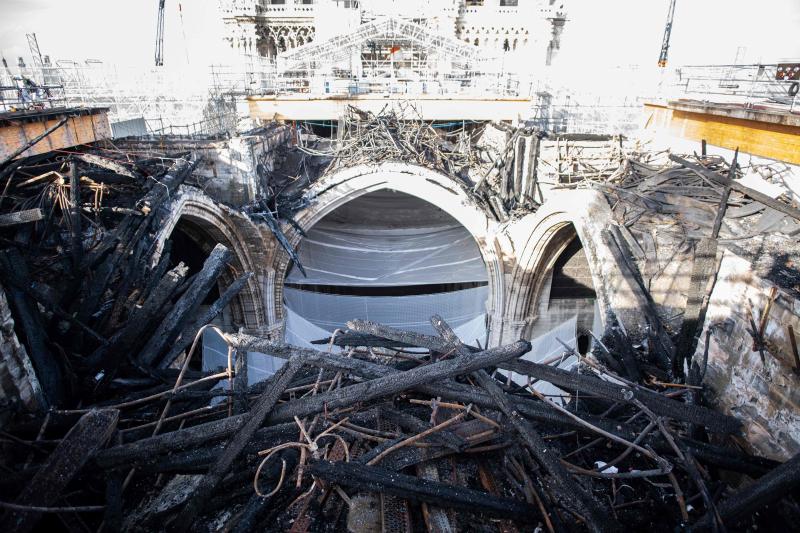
[0,0,228,67]
[559,0,800,67]
[0,0,798,68]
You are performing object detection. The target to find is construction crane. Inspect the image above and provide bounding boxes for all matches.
[657,0,677,68]
[26,34,44,71]
[155,0,166,66]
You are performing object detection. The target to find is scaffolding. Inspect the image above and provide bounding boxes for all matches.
[670,63,800,111]
[250,16,525,98]
[0,60,243,135]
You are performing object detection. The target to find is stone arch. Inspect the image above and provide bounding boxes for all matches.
[152,186,272,334]
[267,162,504,341]
[496,190,617,345]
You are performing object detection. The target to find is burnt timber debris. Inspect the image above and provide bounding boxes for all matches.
[0,116,799,532]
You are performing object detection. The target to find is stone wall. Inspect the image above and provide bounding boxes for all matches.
[695,250,800,461]
[0,283,45,421]
[527,268,596,340]
[118,125,291,207]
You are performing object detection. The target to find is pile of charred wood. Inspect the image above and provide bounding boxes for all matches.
[298,105,481,182]
[0,145,253,411]
[556,146,800,380]
[2,303,800,531]
[0,139,798,532]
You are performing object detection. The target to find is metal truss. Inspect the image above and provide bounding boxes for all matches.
[278,16,481,73]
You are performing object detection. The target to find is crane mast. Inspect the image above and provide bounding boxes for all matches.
[155,0,166,67]
[658,0,677,68]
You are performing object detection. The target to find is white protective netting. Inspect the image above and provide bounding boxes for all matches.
[217,191,493,381]
[506,315,578,393]
[286,223,488,286]
[284,286,488,336]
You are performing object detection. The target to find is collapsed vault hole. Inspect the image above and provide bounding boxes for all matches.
[283,190,490,347]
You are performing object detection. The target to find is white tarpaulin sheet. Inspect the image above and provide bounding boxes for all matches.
[284,307,343,351]
[286,224,488,286]
[507,315,578,404]
[508,301,605,404]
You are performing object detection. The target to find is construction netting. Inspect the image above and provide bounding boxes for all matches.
[206,191,492,382]
[285,222,488,286]
[283,194,490,352]
[202,329,287,386]
[284,286,488,338]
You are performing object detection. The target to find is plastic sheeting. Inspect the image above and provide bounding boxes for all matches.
[284,286,488,336]
[508,301,605,404]
[286,224,488,286]
[284,307,343,351]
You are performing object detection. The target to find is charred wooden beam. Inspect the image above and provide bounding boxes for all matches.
[86,262,188,372]
[139,243,232,367]
[97,338,529,469]
[0,409,118,533]
[381,407,467,452]
[94,421,298,471]
[171,356,304,532]
[606,319,643,383]
[69,161,83,271]
[0,208,44,227]
[81,154,197,272]
[158,271,253,370]
[346,319,455,352]
[696,451,800,528]
[246,206,306,277]
[346,319,735,432]
[74,153,141,182]
[669,153,800,222]
[233,336,636,439]
[308,460,539,520]
[0,248,64,406]
[710,149,738,239]
[136,153,197,215]
[498,357,740,434]
[257,338,531,425]
[310,331,418,349]
[431,315,618,533]
[228,452,300,533]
